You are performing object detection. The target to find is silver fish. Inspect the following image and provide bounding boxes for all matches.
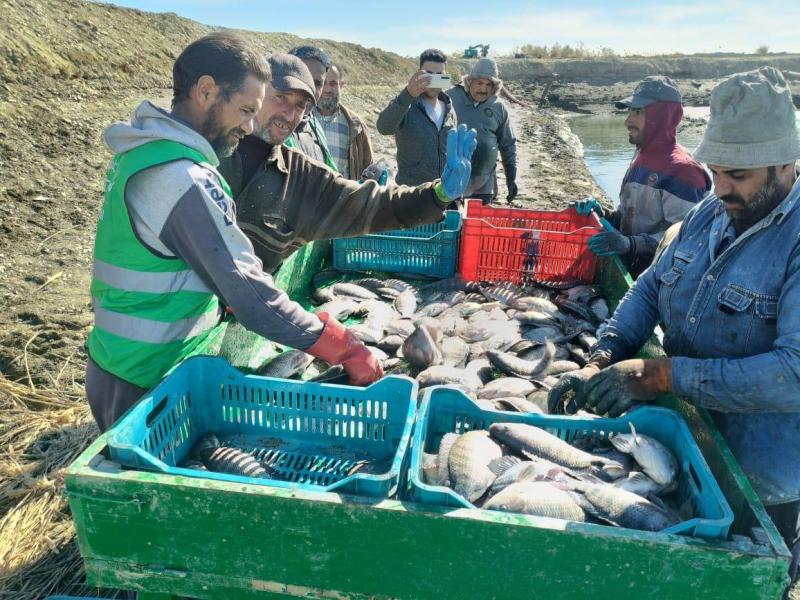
[465,358,494,384]
[514,310,558,326]
[350,277,386,292]
[383,278,419,295]
[441,336,470,368]
[613,472,666,497]
[546,360,582,376]
[312,286,336,304]
[434,432,460,486]
[511,295,558,311]
[478,378,536,400]
[489,423,624,478]
[416,301,450,318]
[377,334,405,353]
[385,319,416,337]
[395,289,418,317]
[332,282,378,300]
[417,365,483,392]
[526,389,551,413]
[480,282,526,305]
[402,324,443,370]
[610,423,678,488]
[569,480,680,531]
[448,430,503,502]
[315,299,361,320]
[258,349,314,379]
[350,323,383,344]
[491,396,544,413]
[523,326,562,344]
[486,340,555,379]
[457,320,494,343]
[483,481,586,522]
[362,300,397,333]
[377,287,401,299]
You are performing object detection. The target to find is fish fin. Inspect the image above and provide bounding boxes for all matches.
[595,458,626,480]
[629,422,638,441]
[628,471,652,484]
[609,433,633,454]
[488,455,522,476]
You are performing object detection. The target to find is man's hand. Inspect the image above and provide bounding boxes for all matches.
[505,166,519,201]
[406,70,432,98]
[582,359,672,418]
[573,198,606,217]
[306,313,384,386]
[438,124,478,201]
[588,230,632,256]
[547,363,602,414]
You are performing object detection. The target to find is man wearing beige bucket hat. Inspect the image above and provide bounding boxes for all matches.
[550,66,800,586]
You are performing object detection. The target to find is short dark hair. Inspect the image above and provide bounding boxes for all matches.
[419,48,447,68]
[172,32,270,107]
[289,45,332,70]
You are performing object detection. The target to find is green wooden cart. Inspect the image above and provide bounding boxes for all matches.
[64,244,793,599]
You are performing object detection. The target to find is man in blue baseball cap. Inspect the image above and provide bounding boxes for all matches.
[575,75,710,278]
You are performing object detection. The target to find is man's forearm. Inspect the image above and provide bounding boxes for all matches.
[376,89,414,134]
[672,351,800,413]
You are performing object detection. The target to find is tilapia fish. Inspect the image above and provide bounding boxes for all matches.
[610,423,678,488]
[613,472,665,497]
[332,282,378,300]
[478,378,535,400]
[417,365,483,392]
[394,289,418,317]
[490,457,588,494]
[448,430,503,502]
[483,481,586,522]
[191,433,267,478]
[258,349,314,379]
[489,423,623,478]
[402,324,443,370]
[487,340,555,379]
[570,480,680,531]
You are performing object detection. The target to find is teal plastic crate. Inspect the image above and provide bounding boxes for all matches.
[407,387,734,540]
[332,210,462,278]
[106,357,417,498]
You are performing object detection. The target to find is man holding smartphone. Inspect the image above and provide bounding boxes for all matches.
[377,49,457,186]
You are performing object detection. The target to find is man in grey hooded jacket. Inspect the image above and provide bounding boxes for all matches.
[448,58,519,204]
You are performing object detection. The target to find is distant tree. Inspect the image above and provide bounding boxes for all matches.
[756,45,770,55]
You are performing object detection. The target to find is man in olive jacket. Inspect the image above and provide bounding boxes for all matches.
[219,54,476,273]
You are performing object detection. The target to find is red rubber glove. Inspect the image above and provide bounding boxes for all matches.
[306,312,384,386]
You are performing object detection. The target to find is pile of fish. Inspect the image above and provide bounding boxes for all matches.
[259,272,612,414]
[423,421,683,532]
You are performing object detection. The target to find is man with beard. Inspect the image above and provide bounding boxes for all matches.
[285,45,338,171]
[313,64,373,179]
[86,34,387,432]
[447,58,518,205]
[377,49,457,186]
[220,54,476,274]
[575,76,710,278]
[550,67,800,587]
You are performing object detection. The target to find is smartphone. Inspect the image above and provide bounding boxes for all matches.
[427,73,452,89]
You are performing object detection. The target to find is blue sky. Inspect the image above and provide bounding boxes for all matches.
[99,1,800,57]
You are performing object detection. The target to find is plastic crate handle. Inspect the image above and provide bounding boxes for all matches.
[145,395,169,427]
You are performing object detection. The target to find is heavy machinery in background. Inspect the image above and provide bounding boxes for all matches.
[463,44,490,58]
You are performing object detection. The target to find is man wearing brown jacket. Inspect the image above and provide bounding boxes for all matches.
[219,53,476,274]
[313,64,373,179]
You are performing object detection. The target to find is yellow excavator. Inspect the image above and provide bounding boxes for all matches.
[463,44,490,58]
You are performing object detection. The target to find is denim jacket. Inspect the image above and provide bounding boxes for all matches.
[595,173,800,505]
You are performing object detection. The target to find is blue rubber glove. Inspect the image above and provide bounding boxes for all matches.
[574,197,605,217]
[439,124,478,201]
[588,230,632,256]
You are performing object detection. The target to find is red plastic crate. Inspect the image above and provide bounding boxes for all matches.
[457,200,602,284]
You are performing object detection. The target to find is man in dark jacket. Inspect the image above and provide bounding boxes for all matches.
[577,76,711,278]
[285,45,338,171]
[448,58,518,204]
[313,64,373,179]
[376,49,457,186]
[219,54,476,274]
